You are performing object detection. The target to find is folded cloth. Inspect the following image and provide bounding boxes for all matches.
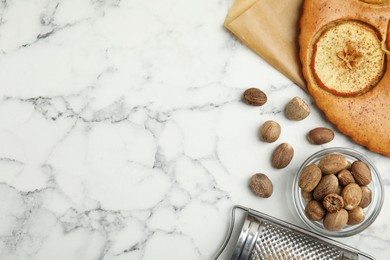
[224,0,306,89]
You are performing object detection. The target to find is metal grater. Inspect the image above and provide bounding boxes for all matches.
[214,205,374,260]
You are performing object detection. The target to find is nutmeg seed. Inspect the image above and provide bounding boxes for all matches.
[342,183,362,210]
[285,96,311,121]
[318,153,349,175]
[351,161,372,186]
[249,173,273,198]
[323,209,348,231]
[359,186,372,208]
[260,120,281,143]
[307,127,335,145]
[271,143,294,169]
[323,193,344,213]
[313,174,339,201]
[336,185,343,195]
[347,206,365,225]
[301,190,313,202]
[298,164,322,192]
[243,88,267,106]
[305,200,326,221]
[337,169,355,186]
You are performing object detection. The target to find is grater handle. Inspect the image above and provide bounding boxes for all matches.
[213,205,250,260]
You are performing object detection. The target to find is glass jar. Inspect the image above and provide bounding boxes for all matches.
[292,147,384,237]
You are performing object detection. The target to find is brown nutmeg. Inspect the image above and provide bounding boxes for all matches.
[298,164,322,192]
[249,173,273,198]
[307,127,335,145]
[305,200,326,221]
[342,183,362,210]
[243,88,267,106]
[338,169,355,186]
[335,185,343,195]
[260,120,281,143]
[271,143,294,169]
[301,190,313,202]
[347,206,365,225]
[359,186,372,208]
[285,96,311,121]
[323,209,348,231]
[323,193,344,213]
[351,161,372,186]
[318,153,349,175]
[313,174,339,201]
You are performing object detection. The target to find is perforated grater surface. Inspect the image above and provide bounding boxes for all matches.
[214,206,374,260]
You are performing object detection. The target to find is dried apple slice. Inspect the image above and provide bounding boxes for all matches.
[312,21,385,96]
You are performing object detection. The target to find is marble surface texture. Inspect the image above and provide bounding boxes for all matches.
[0,0,389,259]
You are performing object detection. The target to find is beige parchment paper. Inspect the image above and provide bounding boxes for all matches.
[225,0,306,89]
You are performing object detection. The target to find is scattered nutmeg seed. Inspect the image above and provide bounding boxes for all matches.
[271,143,294,169]
[260,120,281,143]
[284,96,311,121]
[249,173,273,198]
[243,88,267,106]
[307,127,334,145]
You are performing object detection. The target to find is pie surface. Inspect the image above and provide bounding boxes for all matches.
[299,0,390,156]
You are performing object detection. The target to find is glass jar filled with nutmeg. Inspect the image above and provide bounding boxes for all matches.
[292,147,384,237]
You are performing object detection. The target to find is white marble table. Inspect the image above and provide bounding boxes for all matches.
[0,0,389,259]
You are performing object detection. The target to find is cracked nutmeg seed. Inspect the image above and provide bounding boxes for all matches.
[243,88,267,106]
[323,193,344,213]
[284,96,310,121]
